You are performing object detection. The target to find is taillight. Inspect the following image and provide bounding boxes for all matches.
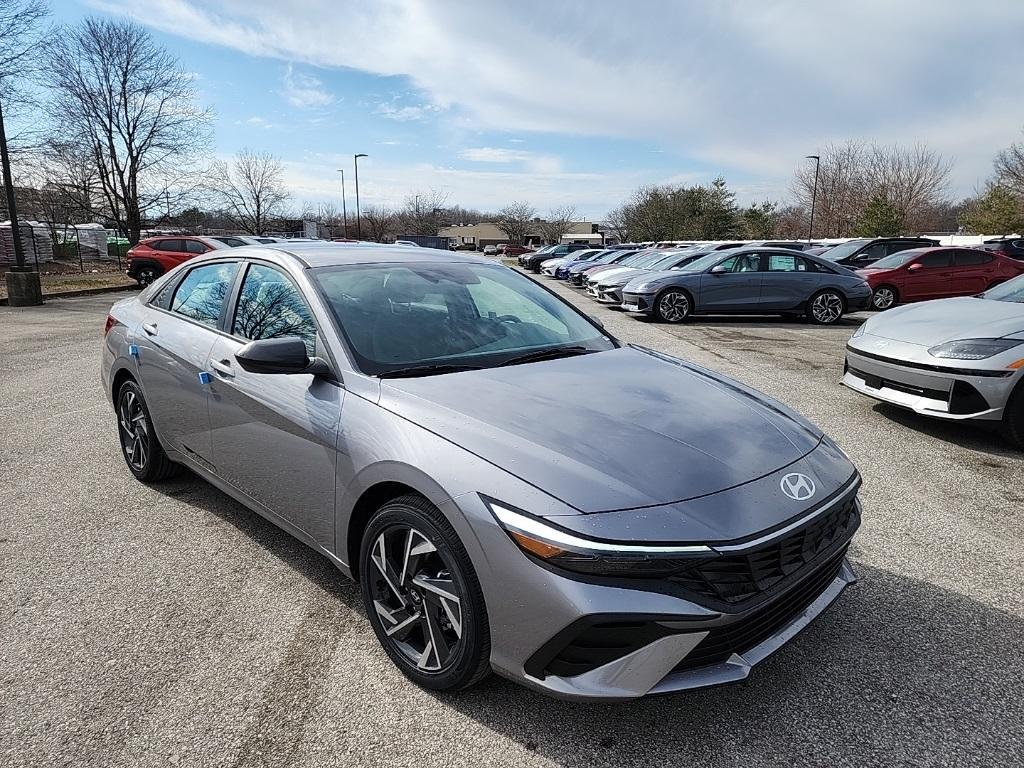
[104,314,116,335]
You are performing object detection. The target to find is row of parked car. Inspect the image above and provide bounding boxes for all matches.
[521,238,1024,324]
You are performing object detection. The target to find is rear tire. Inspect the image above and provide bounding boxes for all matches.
[653,289,692,323]
[360,495,491,692]
[135,266,160,287]
[116,380,180,482]
[807,290,845,325]
[871,285,898,311]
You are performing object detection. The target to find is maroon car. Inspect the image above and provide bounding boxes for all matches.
[126,236,229,286]
[857,246,1024,310]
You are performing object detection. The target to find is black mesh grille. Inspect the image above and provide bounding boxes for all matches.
[673,547,848,672]
[669,495,859,605]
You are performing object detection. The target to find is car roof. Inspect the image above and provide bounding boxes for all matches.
[254,242,493,268]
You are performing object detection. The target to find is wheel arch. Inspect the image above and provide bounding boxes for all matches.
[653,284,695,314]
[111,366,137,404]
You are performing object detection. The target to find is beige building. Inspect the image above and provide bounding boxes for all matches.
[439,220,600,250]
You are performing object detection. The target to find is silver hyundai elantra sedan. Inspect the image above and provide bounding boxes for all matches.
[102,243,862,701]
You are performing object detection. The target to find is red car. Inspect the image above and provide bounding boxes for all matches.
[858,246,1024,310]
[126,236,229,286]
[501,244,534,257]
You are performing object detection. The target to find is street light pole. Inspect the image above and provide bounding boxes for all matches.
[0,94,42,305]
[805,154,820,243]
[336,169,348,237]
[354,153,368,240]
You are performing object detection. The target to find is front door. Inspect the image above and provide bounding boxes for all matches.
[134,261,239,467]
[698,252,764,310]
[206,262,344,548]
[901,251,952,301]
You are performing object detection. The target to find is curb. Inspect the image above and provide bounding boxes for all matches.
[0,282,138,306]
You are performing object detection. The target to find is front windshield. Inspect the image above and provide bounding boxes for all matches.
[982,273,1024,303]
[867,249,927,269]
[675,252,729,272]
[818,240,869,261]
[314,262,615,375]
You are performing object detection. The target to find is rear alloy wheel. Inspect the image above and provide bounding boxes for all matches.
[136,266,159,287]
[871,285,898,310]
[360,495,490,691]
[808,290,845,325]
[116,380,180,482]
[654,289,691,323]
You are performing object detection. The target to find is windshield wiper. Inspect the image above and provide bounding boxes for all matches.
[378,363,483,379]
[498,345,596,367]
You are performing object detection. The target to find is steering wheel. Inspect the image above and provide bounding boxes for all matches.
[496,314,522,323]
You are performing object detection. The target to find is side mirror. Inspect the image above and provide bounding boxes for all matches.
[907,262,923,272]
[235,337,330,376]
[709,264,728,275]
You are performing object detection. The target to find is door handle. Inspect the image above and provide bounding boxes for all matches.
[142,323,158,336]
[210,359,234,377]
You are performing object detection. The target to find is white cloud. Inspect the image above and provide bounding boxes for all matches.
[375,102,443,122]
[281,64,333,109]
[88,0,1024,200]
[459,147,562,175]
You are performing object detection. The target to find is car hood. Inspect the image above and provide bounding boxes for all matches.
[865,296,1024,345]
[378,346,823,513]
[598,267,649,286]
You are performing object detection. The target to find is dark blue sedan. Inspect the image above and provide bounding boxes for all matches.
[621,247,872,324]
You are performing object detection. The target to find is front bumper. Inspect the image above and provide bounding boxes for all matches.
[594,286,624,304]
[449,483,861,701]
[621,291,655,315]
[843,344,1016,422]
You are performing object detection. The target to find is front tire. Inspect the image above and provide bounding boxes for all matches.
[116,380,180,482]
[1002,388,1024,450]
[871,285,898,311]
[360,495,491,692]
[653,289,692,323]
[807,290,845,325]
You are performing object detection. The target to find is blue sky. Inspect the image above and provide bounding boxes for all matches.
[50,0,1024,219]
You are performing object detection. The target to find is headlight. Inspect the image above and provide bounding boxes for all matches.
[632,281,664,293]
[486,500,715,577]
[927,338,1024,360]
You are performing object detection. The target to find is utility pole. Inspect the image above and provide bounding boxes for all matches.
[0,95,42,305]
[354,153,367,240]
[805,154,820,243]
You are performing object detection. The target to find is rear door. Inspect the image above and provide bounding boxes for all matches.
[698,252,764,310]
[134,261,239,467]
[901,251,952,301]
[759,252,819,309]
[950,249,996,295]
[206,261,344,548]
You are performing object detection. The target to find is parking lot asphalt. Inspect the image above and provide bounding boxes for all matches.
[2,287,1022,768]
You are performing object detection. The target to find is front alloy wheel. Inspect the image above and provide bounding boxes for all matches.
[360,496,490,691]
[871,286,897,310]
[808,290,845,325]
[655,289,691,323]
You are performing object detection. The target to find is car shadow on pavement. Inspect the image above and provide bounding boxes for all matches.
[431,562,1024,766]
[633,314,867,330]
[871,402,1019,459]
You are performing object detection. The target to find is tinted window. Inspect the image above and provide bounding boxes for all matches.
[151,279,176,310]
[232,264,317,354]
[918,252,952,268]
[185,239,210,254]
[170,262,237,327]
[868,248,928,269]
[954,249,993,267]
[313,262,614,374]
[154,239,185,253]
[818,239,869,262]
[857,242,887,260]
[887,241,925,255]
[767,253,810,272]
[214,237,247,247]
[717,253,762,272]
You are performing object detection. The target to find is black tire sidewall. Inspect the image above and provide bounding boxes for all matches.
[116,381,160,481]
[359,497,490,691]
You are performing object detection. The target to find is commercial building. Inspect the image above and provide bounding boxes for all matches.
[439,220,601,250]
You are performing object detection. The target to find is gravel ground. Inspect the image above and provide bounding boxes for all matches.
[1,286,1022,768]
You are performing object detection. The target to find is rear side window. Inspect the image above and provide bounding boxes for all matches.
[954,249,992,266]
[887,241,923,255]
[232,263,318,354]
[213,237,247,247]
[170,262,238,327]
[918,252,952,268]
[767,253,810,272]
[184,239,210,255]
[154,239,185,252]
[858,242,887,260]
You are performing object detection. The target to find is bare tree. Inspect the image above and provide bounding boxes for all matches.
[994,127,1024,196]
[47,18,212,243]
[398,189,450,235]
[604,204,630,243]
[0,0,51,150]
[495,201,536,244]
[212,149,290,235]
[864,143,951,231]
[537,205,577,244]
[793,141,869,238]
[361,205,396,242]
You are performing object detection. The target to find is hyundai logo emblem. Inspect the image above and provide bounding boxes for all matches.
[780,472,816,501]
